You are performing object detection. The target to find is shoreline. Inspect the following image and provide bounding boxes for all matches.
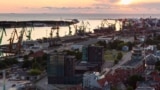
[0,19,79,28]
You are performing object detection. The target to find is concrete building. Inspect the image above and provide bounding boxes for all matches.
[145,54,157,70]
[47,52,82,84]
[82,72,110,90]
[88,46,104,65]
[83,72,101,89]
[71,38,99,51]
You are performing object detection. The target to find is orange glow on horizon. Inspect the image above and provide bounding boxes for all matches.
[120,0,132,5]
[0,0,160,13]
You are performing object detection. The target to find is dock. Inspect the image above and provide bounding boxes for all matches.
[0,19,79,28]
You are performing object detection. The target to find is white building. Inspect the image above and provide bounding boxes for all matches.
[83,72,101,89]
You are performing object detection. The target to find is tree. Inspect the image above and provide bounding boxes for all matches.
[117,52,123,60]
[127,75,144,89]
[155,61,160,71]
[22,60,32,68]
[97,40,107,48]
[28,69,42,76]
[127,86,134,90]
[63,50,82,60]
[127,42,134,50]
[0,61,7,69]
[114,59,119,64]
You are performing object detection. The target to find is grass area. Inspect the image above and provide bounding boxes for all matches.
[104,50,127,61]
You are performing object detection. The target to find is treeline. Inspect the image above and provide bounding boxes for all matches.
[96,40,135,51]
[0,58,18,69]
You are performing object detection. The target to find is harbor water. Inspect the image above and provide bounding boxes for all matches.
[1,13,160,45]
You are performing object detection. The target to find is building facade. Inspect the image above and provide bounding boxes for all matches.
[47,52,82,84]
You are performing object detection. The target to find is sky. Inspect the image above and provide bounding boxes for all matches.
[0,0,160,14]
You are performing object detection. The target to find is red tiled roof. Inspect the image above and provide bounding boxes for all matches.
[150,71,159,76]
[97,77,108,87]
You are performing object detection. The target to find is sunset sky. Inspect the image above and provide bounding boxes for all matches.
[0,0,160,14]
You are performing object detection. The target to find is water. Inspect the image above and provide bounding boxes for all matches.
[0,13,160,45]
[0,13,160,21]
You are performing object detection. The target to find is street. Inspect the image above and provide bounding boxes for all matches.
[104,52,132,75]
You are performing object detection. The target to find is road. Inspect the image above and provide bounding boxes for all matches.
[35,77,60,90]
[104,52,132,75]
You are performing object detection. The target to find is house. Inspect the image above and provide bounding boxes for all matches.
[145,54,157,70]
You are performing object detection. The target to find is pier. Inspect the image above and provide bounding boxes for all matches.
[0,19,79,28]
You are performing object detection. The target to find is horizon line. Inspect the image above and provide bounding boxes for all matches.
[0,13,160,15]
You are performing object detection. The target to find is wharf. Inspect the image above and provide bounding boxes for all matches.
[0,19,79,28]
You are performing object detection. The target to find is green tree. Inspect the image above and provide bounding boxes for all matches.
[117,52,123,60]
[63,50,82,60]
[127,75,144,89]
[127,86,134,90]
[28,69,42,76]
[97,40,107,48]
[114,59,119,64]
[127,42,134,50]
[22,60,32,68]
[0,61,7,69]
[155,61,160,71]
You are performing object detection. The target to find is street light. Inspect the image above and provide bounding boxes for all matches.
[3,70,6,90]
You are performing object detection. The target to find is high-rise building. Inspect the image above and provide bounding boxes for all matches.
[81,46,88,63]
[47,52,82,84]
[88,46,104,65]
[47,52,65,84]
[64,56,76,77]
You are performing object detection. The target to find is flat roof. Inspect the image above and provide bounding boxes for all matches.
[74,38,99,46]
[122,58,143,68]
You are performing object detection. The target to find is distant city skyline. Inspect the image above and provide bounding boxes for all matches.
[0,0,160,14]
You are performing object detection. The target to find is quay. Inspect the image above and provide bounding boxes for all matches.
[0,19,79,28]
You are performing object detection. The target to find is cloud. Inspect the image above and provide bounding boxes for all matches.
[21,1,160,14]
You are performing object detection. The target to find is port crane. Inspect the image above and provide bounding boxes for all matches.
[0,27,7,45]
[26,24,34,40]
[68,25,72,36]
[16,26,27,54]
[0,27,7,56]
[73,24,78,35]
[50,27,55,38]
[77,21,90,36]
[8,28,18,53]
[50,25,60,38]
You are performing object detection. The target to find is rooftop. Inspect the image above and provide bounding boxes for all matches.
[146,54,157,65]
[74,38,99,46]
[136,87,155,90]
[122,58,143,68]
